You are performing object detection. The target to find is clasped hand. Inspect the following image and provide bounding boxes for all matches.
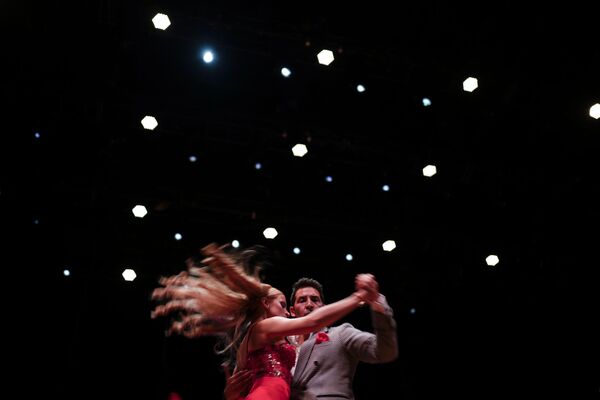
[354,273,380,305]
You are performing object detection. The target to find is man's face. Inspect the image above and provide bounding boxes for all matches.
[290,287,323,317]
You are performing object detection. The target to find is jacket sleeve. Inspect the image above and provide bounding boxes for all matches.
[339,294,398,363]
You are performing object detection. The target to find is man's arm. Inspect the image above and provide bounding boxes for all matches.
[342,274,399,363]
[370,293,398,361]
[223,367,252,400]
[339,295,398,363]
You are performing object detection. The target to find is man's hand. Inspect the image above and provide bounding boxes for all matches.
[223,366,252,400]
[355,273,386,313]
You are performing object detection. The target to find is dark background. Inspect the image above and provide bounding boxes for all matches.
[6,1,599,399]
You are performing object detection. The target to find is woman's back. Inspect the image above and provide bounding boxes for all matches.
[239,339,297,400]
[246,342,297,385]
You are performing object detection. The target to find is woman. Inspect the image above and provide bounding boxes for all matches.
[151,243,376,399]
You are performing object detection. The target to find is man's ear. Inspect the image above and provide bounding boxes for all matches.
[289,306,297,317]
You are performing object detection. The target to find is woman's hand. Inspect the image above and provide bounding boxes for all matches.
[354,273,382,306]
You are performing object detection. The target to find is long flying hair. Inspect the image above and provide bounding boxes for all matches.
[151,243,273,366]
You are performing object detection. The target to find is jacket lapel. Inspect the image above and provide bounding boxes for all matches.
[294,333,314,377]
[294,327,329,379]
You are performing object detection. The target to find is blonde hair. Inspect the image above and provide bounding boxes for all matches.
[266,286,284,297]
[151,243,274,358]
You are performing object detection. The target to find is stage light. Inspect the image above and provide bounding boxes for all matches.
[141,116,158,130]
[63,269,70,277]
[382,184,390,192]
[292,143,308,157]
[174,233,182,241]
[485,255,499,266]
[122,268,137,281]
[356,84,366,93]
[423,165,437,177]
[422,97,431,106]
[152,13,171,30]
[409,308,416,314]
[325,175,333,182]
[345,253,353,261]
[231,240,240,248]
[382,240,396,251]
[462,77,478,92]
[293,247,301,255]
[590,103,600,119]
[281,67,291,78]
[255,162,262,170]
[263,227,278,239]
[202,50,214,64]
[188,155,197,162]
[132,205,148,218]
[317,49,334,66]
[34,132,41,139]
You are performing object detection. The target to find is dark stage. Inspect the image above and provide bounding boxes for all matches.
[6,1,599,398]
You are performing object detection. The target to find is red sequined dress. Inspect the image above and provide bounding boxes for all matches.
[244,341,297,399]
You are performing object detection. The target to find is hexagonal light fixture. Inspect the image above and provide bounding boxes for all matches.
[263,227,278,239]
[590,103,600,119]
[422,165,437,177]
[292,143,308,157]
[317,49,334,66]
[132,205,148,218]
[462,77,478,92]
[122,268,137,281]
[281,67,292,78]
[141,115,158,130]
[152,13,171,30]
[485,255,499,266]
[382,240,396,252]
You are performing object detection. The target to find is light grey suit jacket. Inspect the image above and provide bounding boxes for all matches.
[290,295,398,399]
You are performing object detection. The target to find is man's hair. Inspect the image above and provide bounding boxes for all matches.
[290,277,325,305]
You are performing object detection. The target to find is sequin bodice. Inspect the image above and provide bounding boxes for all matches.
[246,342,297,384]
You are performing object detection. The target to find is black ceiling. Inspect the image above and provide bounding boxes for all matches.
[7,1,600,399]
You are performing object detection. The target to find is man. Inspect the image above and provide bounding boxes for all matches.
[224,275,398,399]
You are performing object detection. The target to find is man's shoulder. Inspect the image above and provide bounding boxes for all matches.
[329,322,359,333]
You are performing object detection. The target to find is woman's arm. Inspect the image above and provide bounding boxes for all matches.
[255,288,372,340]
